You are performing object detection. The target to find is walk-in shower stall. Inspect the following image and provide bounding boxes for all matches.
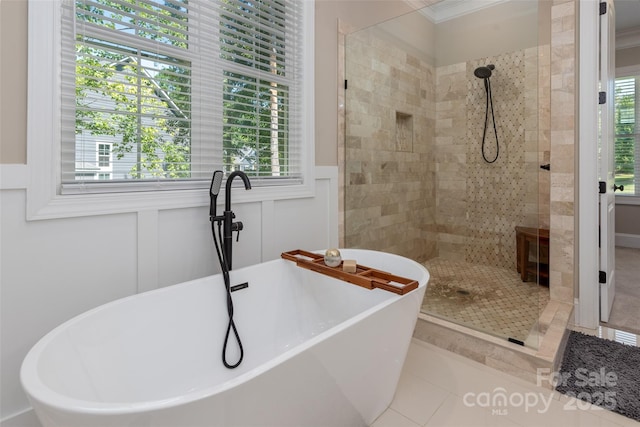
[342,0,550,349]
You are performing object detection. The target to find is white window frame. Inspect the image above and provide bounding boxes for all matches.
[26,0,315,220]
[615,64,640,206]
[97,143,112,171]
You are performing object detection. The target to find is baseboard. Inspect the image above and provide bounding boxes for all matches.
[0,409,41,427]
[616,233,640,248]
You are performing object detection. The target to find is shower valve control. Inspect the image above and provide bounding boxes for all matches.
[232,221,243,242]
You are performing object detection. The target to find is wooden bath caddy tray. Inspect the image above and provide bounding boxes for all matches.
[281,249,418,295]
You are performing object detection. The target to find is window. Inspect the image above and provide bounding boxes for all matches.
[75,142,113,180]
[67,0,197,185]
[27,0,313,218]
[29,0,311,206]
[64,0,307,191]
[614,75,639,196]
[98,143,112,168]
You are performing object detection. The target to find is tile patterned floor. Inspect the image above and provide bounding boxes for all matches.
[421,258,550,343]
[374,338,640,427]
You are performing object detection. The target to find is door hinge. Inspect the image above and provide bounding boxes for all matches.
[599,271,607,284]
[344,79,348,90]
[599,181,607,194]
[599,91,606,104]
[600,2,607,15]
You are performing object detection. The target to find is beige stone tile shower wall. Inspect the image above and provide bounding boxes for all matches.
[338,1,575,361]
[537,44,551,230]
[433,62,467,260]
[344,28,436,262]
[548,0,576,304]
[343,29,546,271]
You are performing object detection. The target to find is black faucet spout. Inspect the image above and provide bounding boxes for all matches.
[225,171,251,212]
[223,171,251,271]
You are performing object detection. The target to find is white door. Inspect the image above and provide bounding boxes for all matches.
[599,0,616,322]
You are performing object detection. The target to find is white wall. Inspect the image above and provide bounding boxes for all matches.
[434,0,539,67]
[0,165,338,424]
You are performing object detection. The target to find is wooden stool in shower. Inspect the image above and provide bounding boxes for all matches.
[515,226,549,282]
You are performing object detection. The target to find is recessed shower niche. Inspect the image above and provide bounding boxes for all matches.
[342,0,551,354]
[395,112,413,152]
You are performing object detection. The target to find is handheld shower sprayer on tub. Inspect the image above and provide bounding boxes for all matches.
[209,170,251,369]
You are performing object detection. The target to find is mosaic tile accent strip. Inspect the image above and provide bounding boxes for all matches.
[434,49,541,270]
[422,258,550,343]
[465,53,527,269]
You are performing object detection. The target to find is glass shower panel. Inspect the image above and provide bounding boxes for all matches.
[344,0,548,350]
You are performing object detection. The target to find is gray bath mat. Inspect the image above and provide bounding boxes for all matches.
[555,331,640,422]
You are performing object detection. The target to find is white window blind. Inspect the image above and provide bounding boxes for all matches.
[614,75,639,196]
[60,0,304,194]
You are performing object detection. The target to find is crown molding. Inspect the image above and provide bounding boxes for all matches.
[415,0,509,24]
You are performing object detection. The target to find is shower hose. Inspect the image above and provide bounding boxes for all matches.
[211,219,244,369]
[481,78,499,163]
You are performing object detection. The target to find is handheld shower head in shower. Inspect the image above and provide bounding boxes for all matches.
[474,64,499,163]
[474,64,495,79]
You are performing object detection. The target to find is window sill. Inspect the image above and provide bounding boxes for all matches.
[615,195,640,206]
[26,177,316,220]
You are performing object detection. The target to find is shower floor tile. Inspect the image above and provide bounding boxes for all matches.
[421,258,549,343]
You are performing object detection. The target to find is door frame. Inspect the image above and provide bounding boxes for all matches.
[577,0,601,329]
[599,0,617,322]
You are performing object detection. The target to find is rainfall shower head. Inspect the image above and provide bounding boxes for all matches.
[474,64,495,79]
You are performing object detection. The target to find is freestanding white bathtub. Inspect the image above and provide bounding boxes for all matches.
[21,249,428,427]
